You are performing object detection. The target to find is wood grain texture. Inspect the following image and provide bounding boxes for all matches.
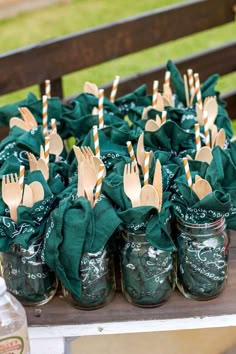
[102,42,236,98]
[25,230,236,327]
[0,0,234,95]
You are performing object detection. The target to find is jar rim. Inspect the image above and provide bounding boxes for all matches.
[177,216,225,229]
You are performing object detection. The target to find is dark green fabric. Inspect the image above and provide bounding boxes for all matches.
[143,120,195,156]
[65,245,115,308]
[120,232,174,306]
[0,239,57,304]
[115,85,151,116]
[205,146,236,229]
[0,93,37,127]
[0,170,54,251]
[43,192,121,299]
[176,228,228,299]
[0,126,45,167]
[171,175,232,224]
[103,165,176,251]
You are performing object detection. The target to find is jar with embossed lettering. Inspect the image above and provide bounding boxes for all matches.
[176,217,229,300]
[120,230,175,307]
[0,238,58,306]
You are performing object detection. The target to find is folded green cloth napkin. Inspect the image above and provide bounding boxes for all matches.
[103,165,176,251]
[0,93,37,127]
[0,170,54,251]
[171,175,232,224]
[115,85,151,116]
[205,146,236,229]
[43,192,121,299]
[144,120,195,157]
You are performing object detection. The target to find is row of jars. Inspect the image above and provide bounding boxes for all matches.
[0,217,230,309]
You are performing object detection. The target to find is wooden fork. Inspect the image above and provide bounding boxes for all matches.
[123,162,141,207]
[2,174,23,222]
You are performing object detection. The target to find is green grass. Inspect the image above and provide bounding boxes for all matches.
[0,0,235,131]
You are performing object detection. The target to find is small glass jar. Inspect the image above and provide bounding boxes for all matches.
[120,230,175,308]
[63,243,115,310]
[176,217,229,300]
[0,238,58,306]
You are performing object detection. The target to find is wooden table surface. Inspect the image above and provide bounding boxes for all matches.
[26,231,236,332]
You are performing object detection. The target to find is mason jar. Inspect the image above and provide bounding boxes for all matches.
[176,217,229,300]
[0,238,58,306]
[63,243,115,310]
[120,230,175,308]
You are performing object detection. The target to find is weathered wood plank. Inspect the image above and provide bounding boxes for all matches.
[222,91,236,119]
[0,0,234,95]
[102,42,236,98]
[39,77,64,98]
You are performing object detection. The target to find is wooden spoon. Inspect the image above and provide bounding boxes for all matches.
[214,128,226,149]
[140,184,159,208]
[145,119,159,132]
[29,181,44,203]
[83,81,99,97]
[156,93,164,112]
[204,98,218,126]
[152,159,162,212]
[192,179,212,200]
[137,133,145,168]
[195,146,213,164]
[37,159,49,181]
[49,132,64,160]
[22,184,34,208]
[210,124,218,147]
[195,174,203,183]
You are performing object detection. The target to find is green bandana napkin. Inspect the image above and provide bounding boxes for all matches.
[115,85,151,116]
[43,191,121,299]
[171,175,232,224]
[103,166,176,251]
[143,120,195,157]
[0,170,54,252]
[205,146,236,229]
[0,93,37,127]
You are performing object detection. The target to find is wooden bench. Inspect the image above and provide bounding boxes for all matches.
[0,0,235,121]
[0,1,236,353]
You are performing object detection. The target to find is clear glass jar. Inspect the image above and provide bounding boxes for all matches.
[63,243,115,310]
[176,217,229,300]
[0,238,58,306]
[120,231,175,308]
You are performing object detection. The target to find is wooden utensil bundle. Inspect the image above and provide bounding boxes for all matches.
[1,172,44,222]
[123,158,163,212]
[73,145,105,207]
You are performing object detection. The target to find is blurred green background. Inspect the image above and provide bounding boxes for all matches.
[0,0,235,128]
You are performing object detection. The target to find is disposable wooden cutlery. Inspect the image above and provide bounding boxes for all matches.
[2,174,23,222]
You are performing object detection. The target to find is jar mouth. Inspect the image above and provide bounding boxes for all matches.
[176,217,226,237]
[177,217,225,229]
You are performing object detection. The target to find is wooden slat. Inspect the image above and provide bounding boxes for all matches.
[39,77,64,99]
[222,91,236,119]
[102,41,236,97]
[25,233,236,327]
[0,0,234,95]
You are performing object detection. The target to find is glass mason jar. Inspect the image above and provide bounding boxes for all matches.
[63,243,115,310]
[176,217,229,300]
[0,238,58,306]
[120,230,175,308]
